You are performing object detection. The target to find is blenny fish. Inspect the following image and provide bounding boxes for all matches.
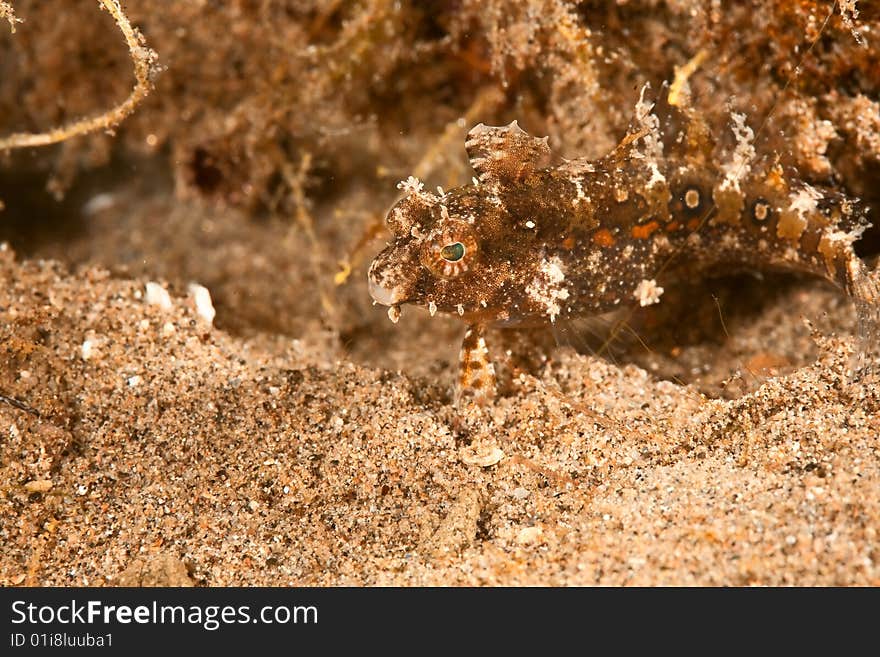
[367,83,879,403]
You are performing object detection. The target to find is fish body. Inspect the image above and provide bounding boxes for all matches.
[368,85,877,402]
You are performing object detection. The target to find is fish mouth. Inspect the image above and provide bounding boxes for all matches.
[368,275,411,307]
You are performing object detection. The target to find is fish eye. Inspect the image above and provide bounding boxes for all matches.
[420,221,477,279]
[440,242,466,262]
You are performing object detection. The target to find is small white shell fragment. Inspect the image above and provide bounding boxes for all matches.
[145,282,172,310]
[511,487,530,500]
[388,305,401,323]
[456,303,465,316]
[188,282,216,325]
[81,192,116,216]
[127,375,142,387]
[80,339,94,361]
[525,220,535,228]
[460,443,505,467]
[516,526,544,545]
[428,301,437,317]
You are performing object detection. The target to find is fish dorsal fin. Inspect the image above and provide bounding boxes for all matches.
[603,80,712,168]
[465,120,552,184]
[650,57,717,162]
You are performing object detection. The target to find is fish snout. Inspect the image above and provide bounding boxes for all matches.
[368,256,411,307]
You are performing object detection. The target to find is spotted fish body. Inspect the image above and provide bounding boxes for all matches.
[368,84,879,402]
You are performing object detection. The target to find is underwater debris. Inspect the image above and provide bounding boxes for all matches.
[0,0,158,152]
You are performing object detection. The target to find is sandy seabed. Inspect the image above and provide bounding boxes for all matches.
[0,190,878,587]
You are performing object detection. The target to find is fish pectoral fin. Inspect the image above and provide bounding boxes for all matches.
[849,258,880,399]
[455,324,497,406]
[551,309,641,364]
